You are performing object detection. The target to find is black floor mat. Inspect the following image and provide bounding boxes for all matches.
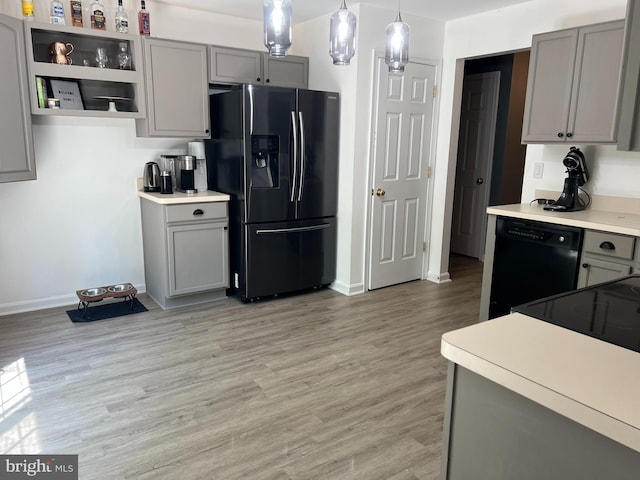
[67,298,147,322]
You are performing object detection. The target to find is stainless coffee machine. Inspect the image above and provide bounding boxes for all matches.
[159,154,198,194]
[174,155,197,193]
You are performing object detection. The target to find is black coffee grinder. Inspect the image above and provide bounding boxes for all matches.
[544,147,590,212]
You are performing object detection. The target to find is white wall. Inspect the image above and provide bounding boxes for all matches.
[429,0,636,281]
[294,4,445,295]
[0,4,263,315]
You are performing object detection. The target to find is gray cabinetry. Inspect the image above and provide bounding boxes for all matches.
[578,230,636,288]
[140,198,229,310]
[263,54,309,88]
[442,364,640,480]
[136,38,209,138]
[522,21,624,144]
[209,46,262,84]
[208,46,308,88]
[0,13,35,183]
[617,0,640,151]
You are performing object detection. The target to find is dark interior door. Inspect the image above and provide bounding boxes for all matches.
[296,90,340,220]
[244,85,296,224]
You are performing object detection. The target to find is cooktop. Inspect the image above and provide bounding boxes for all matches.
[512,275,640,353]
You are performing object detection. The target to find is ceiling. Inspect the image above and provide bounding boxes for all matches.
[155,0,534,23]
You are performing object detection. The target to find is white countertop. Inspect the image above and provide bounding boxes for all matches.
[138,190,230,204]
[441,313,640,452]
[487,203,640,236]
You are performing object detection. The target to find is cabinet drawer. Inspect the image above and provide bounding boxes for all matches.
[165,202,227,223]
[583,230,635,260]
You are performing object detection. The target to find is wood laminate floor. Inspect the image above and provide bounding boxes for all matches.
[0,255,482,479]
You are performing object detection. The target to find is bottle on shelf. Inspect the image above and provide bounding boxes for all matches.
[22,0,35,21]
[138,0,150,36]
[50,0,66,24]
[117,41,132,69]
[115,0,128,33]
[70,0,83,27]
[90,0,106,30]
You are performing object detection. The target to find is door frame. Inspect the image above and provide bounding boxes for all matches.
[364,51,442,289]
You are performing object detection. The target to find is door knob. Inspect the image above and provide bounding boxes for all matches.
[376,188,386,197]
[476,178,484,185]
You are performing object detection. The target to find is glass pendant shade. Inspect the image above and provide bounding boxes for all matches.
[329,0,357,66]
[385,11,410,74]
[264,0,292,57]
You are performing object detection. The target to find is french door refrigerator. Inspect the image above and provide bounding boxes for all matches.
[205,85,339,301]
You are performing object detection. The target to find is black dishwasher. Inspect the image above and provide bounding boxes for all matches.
[489,217,584,319]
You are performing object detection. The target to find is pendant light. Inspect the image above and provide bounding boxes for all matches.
[385,3,410,74]
[264,0,292,57]
[329,0,357,66]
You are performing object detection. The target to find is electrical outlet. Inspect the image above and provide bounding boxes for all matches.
[533,162,544,179]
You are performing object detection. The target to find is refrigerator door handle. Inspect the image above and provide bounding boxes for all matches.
[298,111,305,202]
[249,86,254,135]
[256,223,331,234]
[290,111,298,202]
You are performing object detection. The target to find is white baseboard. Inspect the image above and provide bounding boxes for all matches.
[426,271,451,284]
[330,280,365,296]
[0,284,147,317]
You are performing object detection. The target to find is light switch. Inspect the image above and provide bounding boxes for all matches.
[533,162,544,179]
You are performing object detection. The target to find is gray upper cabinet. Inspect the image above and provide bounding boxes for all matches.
[522,20,624,144]
[209,46,263,84]
[0,14,36,183]
[208,45,308,88]
[617,0,640,151]
[136,37,209,138]
[263,54,309,88]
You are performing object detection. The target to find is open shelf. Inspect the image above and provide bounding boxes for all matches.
[24,21,146,118]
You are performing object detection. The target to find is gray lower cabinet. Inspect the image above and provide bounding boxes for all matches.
[136,37,209,138]
[0,13,36,183]
[140,199,229,310]
[441,364,640,480]
[209,46,308,88]
[578,229,637,288]
[522,20,624,144]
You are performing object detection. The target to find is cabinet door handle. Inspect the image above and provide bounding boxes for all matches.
[599,241,615,250]
[266,78,270,83]
[557,132,565,138]
[582,263,590,268]
[256,77,261,82]
[193,209,204,216]
[566,132,573,138]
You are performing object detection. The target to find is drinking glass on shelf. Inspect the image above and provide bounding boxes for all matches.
[95,47,109,68]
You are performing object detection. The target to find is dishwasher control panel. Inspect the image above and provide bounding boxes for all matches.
[501,218,582,249]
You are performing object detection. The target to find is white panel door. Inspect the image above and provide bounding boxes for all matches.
[368,58,436,290]
[450,72,500,259]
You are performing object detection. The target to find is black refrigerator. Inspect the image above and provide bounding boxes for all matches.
[205,85,339,301]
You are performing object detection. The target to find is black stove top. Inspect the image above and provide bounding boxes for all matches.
[512,275,640,353]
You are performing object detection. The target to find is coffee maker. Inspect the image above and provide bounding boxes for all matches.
[544,147,590,212]
[173,155,198,193]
